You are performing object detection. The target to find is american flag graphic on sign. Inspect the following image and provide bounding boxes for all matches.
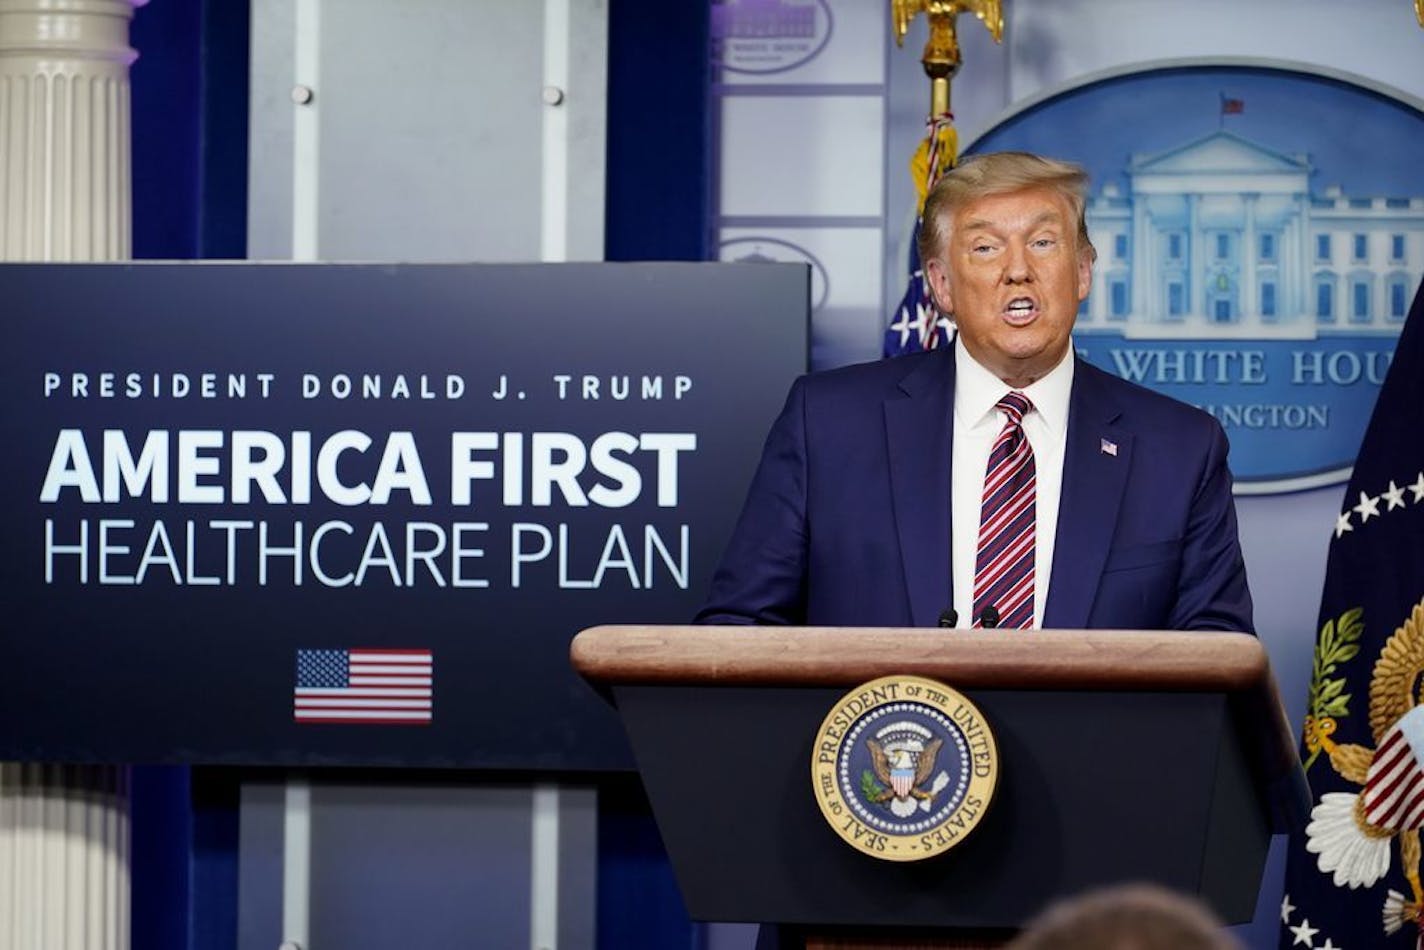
[294,648,433,724]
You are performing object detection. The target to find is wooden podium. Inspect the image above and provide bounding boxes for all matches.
[571,626,1309,948]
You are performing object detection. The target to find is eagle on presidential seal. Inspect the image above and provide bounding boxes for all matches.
[1304,597,1424,942]
[863,721,952,818]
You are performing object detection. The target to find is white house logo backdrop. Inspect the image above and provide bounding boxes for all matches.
[969,65,1424,494]
[719,236,830,312]
[711,0,832,75]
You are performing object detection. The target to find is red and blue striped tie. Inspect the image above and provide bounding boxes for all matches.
[973,392,1036,630]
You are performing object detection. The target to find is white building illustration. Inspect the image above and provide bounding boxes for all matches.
[711,0,818,40]
[1081,131,1423,338]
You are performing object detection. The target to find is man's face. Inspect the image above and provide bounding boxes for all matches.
[924,186,1092,388]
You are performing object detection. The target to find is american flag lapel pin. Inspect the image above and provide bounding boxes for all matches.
[1100,438,1118,457]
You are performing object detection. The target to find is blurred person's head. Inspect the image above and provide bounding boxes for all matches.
[1007,883,1242,950]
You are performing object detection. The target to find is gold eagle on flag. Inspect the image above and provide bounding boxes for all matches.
[1305,598,1424,939]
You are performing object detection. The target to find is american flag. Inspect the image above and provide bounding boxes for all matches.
[884,112,957,358]
[294,648,433,725]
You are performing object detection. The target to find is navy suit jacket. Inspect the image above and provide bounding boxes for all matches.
[697,347,1254,633]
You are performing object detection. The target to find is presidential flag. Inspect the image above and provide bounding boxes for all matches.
[294,648,433,724]
[1281,279,1424,949]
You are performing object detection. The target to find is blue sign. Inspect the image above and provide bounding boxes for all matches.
[969,65,1424,493]
[0,263,809,768]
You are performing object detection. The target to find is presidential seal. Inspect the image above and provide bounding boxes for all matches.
[812,675,997,861]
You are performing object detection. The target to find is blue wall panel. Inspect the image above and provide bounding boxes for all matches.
[606,0,712,262]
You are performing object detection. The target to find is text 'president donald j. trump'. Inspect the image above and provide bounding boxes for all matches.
[698,150,1254,634]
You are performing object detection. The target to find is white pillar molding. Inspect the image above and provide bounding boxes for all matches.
[0,764,130,950]
[0,3,141,948]
[0,0,144,261]
[539,0,607,263]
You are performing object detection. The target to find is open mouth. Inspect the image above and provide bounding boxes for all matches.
[1003,297,1038,325]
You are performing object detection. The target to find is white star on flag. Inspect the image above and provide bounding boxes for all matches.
[1334,512,1352,539]
[1288,917,1319,946]
[1353,490,1380,522]
[1280,894,1295,923]
[889,308,916,347]
[1411,471,1424,502]
[1383,480,1407,510]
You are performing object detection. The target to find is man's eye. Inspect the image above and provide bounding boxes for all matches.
[1032,238,1056,249]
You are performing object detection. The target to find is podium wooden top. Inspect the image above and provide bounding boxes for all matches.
[571,625,1269,692]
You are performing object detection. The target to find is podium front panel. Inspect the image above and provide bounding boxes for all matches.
[616,684,1268,929]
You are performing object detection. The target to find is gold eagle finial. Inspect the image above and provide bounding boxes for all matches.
[892,0,1004,73]
[890,0,1003,126]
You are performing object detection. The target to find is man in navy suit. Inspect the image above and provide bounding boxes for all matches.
[698,151,1253,633]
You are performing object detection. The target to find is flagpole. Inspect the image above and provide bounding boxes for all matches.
[884,0,1003,357]
[894,0,1002,119]
[893,0,1003,179]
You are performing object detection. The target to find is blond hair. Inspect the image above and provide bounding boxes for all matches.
[917,151,1097,267]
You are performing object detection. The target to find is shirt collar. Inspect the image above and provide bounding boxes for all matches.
[953,334,1075,434]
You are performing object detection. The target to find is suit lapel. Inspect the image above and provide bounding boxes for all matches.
[1044,360,1132,629]
[885,349,956,628]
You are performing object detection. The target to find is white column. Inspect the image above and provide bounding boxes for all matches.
[1187,192,1201,318]
[1300,195,1313,319]
[0,2,141,948]
[0,0,143,260]
[1143,211,1156,319]
[0,764,130,950]
[1089,262,1105,323]
[1132,202,1150,318]
[1287,209,1298,317]
[1242,193,1258,321]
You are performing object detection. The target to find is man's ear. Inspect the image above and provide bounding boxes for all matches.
[924,257,953,315]
[1076,248,1093,302]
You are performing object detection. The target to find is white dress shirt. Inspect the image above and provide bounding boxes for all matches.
[949,336,1074,629]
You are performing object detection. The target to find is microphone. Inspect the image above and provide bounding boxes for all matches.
[978,605,1000,629]
[938,607,958,628]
